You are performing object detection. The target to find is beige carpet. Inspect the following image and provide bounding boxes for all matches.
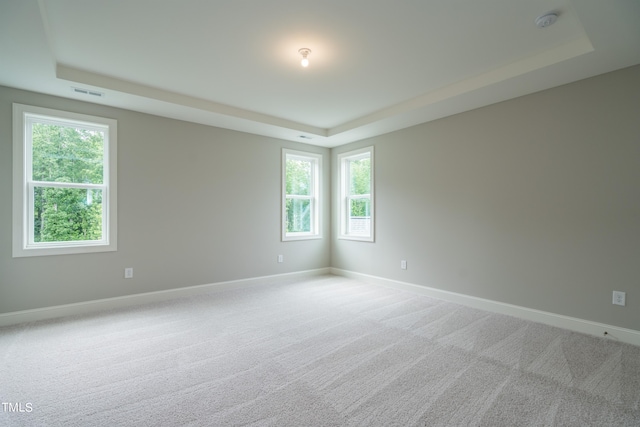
[1,275,639,426]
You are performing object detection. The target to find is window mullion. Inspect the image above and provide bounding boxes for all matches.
[338,146,374,241]
[30,181,106,190]
[282,149,322,241]
[13,103,117,257]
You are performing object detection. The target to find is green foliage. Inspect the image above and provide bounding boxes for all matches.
[350,198,371,218]
[32,123,103,184]
[285,198,310,233]
[285,158,311,196]
[285,157,312,233]
[31,123,104,243]
[36,188,103,242]
[349,158,371,217]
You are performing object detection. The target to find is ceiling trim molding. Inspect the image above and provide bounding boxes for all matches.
[56,64,328,138]
[0,0,630,148]
[55,32,593,143]
[329,35,594,137]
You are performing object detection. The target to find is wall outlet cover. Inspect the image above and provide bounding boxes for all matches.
[612,291,626,306]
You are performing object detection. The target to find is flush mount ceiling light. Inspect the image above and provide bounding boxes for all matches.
[298,48,311,67]
[535,12,558,28]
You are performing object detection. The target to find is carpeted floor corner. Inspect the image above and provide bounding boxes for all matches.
[1,275,639,426]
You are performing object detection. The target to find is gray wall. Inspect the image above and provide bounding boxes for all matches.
[0,86,330,313]
[332,65,640,331]
[2,65,639,332]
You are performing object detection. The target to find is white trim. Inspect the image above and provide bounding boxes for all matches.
[282,148,322,241]
[330,268,640,347]
[12,103,118,257]
[0,268,331,327]
[337,146,374,242]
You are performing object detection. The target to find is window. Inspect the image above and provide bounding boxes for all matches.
[338,146,374,241]
[13,104,117,257]
[282,149,321,241]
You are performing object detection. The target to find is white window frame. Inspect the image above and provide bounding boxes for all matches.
[282,149,322,241]
[12,103,117,257]
[338,146,374,242]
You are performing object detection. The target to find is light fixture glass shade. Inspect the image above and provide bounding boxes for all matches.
[298,48,311,68]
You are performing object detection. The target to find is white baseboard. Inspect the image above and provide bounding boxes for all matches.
[331,268,640,347]
[5,267,638,348]
[0,268,331,328]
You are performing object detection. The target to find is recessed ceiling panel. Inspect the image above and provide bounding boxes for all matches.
[43,0,586,128]
[1,0,639,147]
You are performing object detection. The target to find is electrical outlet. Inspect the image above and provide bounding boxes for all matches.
[400,260,407,270]
[612,291,625,306]
[277,255,284,263]
[124,268,134,279]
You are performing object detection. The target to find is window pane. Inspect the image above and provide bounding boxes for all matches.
[349,197,371,217]
[31,123,104,184]
[348,197,371,235]
[286,158,311,196]
[338,146,373,241]
[286,197,311,233]
[349,157,370,195]
[33,187,103,243]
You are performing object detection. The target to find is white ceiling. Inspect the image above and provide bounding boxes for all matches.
[1,0,639,147]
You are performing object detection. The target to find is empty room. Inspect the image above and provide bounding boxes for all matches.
[1,1,639,425]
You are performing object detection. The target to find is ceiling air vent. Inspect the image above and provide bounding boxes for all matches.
[72,87,105,98]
